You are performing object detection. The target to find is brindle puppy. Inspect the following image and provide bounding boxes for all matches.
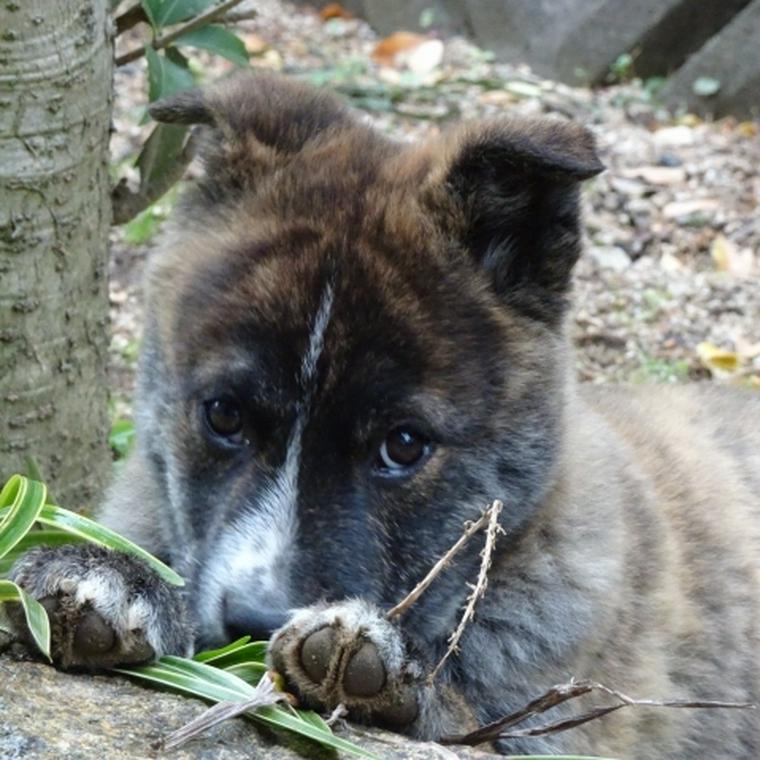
[11,72,760,757]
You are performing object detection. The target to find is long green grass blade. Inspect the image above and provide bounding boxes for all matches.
[0,476,47,559]
[200,641,268,667]
[0,579,51,659]
[247,704,379,758]
[118,655,379,758]
[294,708,333,733]
[35,504,184,587]
[193,635,252,662]
[116,660,253,703]
[222,661,268,685]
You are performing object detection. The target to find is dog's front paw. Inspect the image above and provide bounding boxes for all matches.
[268,600,419,727]
[9,544,192,668]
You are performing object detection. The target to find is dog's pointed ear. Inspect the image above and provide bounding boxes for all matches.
[427,118,604,324]
[148,71,354,199]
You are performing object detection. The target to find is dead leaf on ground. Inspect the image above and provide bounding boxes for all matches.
[619,166,686,186]
[372,31,443,74]
[241,32,269,56]
[697,341,740,376]
[662,198,719,220]
[319,3,353,21]
[710,234,755,277]
[478,90,519,106]
[659,251,684,272]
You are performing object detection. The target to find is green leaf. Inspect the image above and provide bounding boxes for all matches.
[0,579,51,659]
[109,418,137,459]
[120,656,256,701]
[294,708,332,733]
[222,661,268,684]
[123,207,162,244]
[140,0,158,29]
[0,476,183,587]
[0,475,46,560]
[692,76,721,97]
[118,656,380,758]
[146,46,195,102]
[35,504,185,587]
[137,124,189,189]
[23,456,46,485]
[197,641,268,667]
[247,704,378,758]
[142,0,218,29]
[194,635,252,662]
[175,25,249,67]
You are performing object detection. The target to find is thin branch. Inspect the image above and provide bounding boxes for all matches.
[115,0,245,66]
[114,2,147,35]
[427,500,503,684]
[220,7,259,24]
[498,704,626,740]
[385,500,502,621]
[441,679,756,747]
[162,673,285,750]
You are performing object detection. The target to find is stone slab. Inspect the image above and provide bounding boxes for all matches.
[0,653,499,760]
[661,0,760,119]
[555,0,752,83]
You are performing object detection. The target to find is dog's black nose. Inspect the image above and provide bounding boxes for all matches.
[224,603,289,642]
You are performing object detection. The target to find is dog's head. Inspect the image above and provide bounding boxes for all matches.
[139,72,602,646]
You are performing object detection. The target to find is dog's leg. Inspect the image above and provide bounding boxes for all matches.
[8,545,192,668]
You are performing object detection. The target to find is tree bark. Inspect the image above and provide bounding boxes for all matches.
[0,0,113,507]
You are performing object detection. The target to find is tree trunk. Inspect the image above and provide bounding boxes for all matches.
[0,0,113,507]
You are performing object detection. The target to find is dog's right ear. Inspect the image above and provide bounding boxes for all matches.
[149,71,354,199]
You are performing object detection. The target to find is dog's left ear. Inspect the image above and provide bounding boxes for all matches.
[148,71,354,202]
[427,118,604,324]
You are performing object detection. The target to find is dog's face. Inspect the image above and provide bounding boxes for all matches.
[140,73,602,647]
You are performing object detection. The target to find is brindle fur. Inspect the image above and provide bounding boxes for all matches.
[11,72,760,757]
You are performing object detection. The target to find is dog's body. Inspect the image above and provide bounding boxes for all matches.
[11,73,760,757]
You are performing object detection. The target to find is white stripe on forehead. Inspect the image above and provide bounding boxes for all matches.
[300,281,334,392]
[197,281,335,639]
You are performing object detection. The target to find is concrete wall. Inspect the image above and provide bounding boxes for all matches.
[316,0,760,118]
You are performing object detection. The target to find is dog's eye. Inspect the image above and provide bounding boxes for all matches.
[204,398,244,442]
[377,427,430,472]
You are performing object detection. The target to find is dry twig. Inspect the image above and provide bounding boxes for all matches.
[162,673,285,750]
[386,500,503,621]
[427,499,503,683]
[325,702,349,727]
[115,0,245,66]
[441,679,756,747]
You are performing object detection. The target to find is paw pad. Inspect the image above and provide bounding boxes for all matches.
[343,641,385,696]
[269,600,419,727]
[301,626,334,683]
[73,609,116,656]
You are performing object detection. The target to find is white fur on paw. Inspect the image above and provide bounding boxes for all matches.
[280,599,406,675]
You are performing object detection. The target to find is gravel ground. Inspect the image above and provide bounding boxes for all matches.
[108,0,760,416]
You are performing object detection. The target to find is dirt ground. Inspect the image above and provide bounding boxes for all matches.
[108,0,760,417]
